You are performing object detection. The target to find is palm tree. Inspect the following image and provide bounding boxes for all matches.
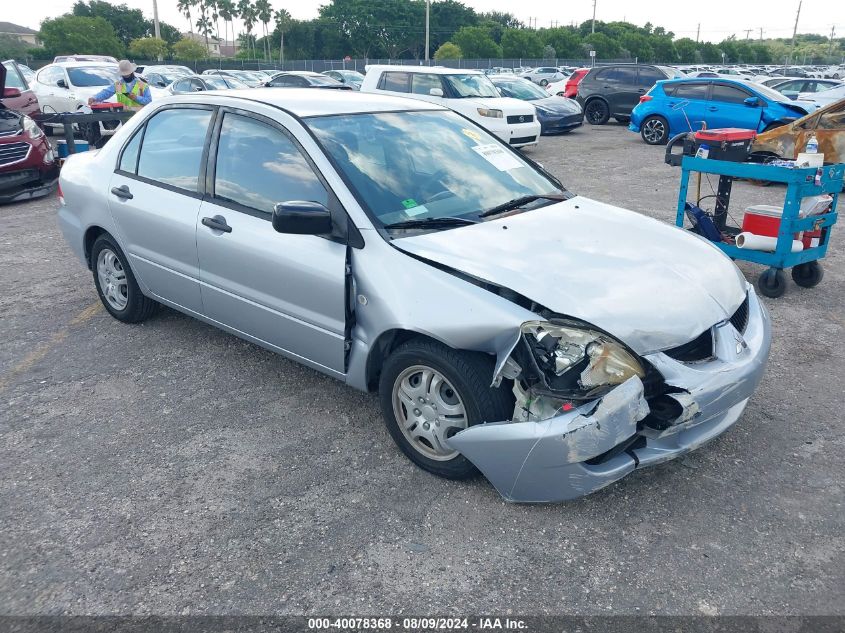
[254,0,272,61]
[209,0,221,46]
[274,9,292,66]
[196,12,213,55]
[237,0,257,59]
[177,0,195,33]
[218,0,236,57]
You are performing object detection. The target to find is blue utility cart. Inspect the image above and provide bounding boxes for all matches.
[675,155,844,298]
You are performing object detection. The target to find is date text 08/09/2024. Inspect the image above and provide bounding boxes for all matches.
[307,617,529,630]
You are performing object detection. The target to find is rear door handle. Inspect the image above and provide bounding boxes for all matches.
[707,106,718,111]
[110,185,133,199]
[202,215,232,233]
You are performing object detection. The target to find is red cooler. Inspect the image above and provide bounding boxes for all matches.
[693,128,757,162]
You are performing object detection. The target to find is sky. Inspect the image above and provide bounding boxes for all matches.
[11,0,845,44]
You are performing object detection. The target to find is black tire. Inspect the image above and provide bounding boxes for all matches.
[641,115,669,145]
[378,338,514,480]
[762,121,786,133]
[791,261,823,288]
[757,268,787,298]
[90,234,157,323]
[539,78,549,86]
[584,99,610,125]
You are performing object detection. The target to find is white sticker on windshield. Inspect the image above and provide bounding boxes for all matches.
[404,204,429,217]
[472,143,523,171]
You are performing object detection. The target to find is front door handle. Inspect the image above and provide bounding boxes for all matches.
[707,106,718,111]
[110,185,133,199]
[202,215,232,233]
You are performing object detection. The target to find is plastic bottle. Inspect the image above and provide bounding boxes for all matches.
[806,133,819,154]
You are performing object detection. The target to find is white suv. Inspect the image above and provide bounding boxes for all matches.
[360,65,541,148]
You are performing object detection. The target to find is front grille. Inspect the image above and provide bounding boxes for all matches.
[507,114,534,124]
[665,329,714,362]
[510,135,537,145]
[730,294,750,333]
[0,129,20,138]
[0,142,30,165]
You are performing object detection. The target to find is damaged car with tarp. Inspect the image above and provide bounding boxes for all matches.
[57,90,772,502]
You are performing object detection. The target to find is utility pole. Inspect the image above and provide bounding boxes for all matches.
[759,27,763,42]
[152,0,161,39]
[743,29,752,40]
[695,23,700,43]
[424,0,430,63]
[790,0,802,64]
[829,25,836,57]
[591,0,596,34]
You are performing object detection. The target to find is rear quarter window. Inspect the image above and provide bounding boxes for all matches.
[379,72,410,93]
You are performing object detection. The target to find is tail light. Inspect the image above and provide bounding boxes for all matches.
[639,95,653,103]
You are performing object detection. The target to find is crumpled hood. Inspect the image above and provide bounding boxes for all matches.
[393,197,747,354]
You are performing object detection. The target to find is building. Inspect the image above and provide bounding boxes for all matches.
[180,31,222,57]
[0,22,40,47]
[219,40,240,58]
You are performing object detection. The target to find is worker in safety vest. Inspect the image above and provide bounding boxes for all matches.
[88,60,151,111]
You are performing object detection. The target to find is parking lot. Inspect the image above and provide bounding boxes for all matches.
[1,122,843,616]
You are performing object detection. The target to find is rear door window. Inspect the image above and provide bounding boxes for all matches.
[637,67,665,87]
[670,82,709,100]
[380,72,411,93]
[136,108,213,192]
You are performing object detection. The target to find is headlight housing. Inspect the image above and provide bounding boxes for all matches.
[518,321,645,399]
[22,115,43,139]
[477,107,503,118]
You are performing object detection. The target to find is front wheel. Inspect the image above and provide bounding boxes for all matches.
[757,268,787,298]
[378,339,514,479]
[539,78,549,86]
[641,116,669,145]
[584,99,610,125]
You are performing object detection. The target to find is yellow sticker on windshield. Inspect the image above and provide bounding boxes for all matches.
[462,128,482,142]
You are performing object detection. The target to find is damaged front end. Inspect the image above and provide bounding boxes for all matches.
[447,288,772,503]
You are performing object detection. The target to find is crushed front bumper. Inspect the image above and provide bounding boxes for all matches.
[448,288,771,503]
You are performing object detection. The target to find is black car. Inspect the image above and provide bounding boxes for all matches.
[576,64,683,125]
[490,75,583,134]
[264,72,351,90]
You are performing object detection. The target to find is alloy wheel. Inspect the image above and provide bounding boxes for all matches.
[643,118,666,144]
[96,248,129,311]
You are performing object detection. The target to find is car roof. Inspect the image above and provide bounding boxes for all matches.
[50,61,117,68]
[163,88,447,117]
[367,65,483,76]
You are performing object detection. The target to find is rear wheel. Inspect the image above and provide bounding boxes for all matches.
[91,234,157,323]
[539,78,549,86]
[641,116,669,145]
[378,339,514,479]
[584,99,610,125]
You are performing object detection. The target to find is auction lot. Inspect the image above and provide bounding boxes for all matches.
[1,122,843,615]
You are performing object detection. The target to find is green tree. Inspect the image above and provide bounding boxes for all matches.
[173,37,207,60]
[274,8,292,63]
[434,41,462,60]
[39,15,124,57]
[254,0,272,60]
[500,29,544,58]
[158,22,182,48]
[452,26,501,58]
[72,0,146,48]
[540,27,582,59]
[237,0,257,59]
[176,0,194,33]
[674,37,697,62]
[429,1,478,51]
[217,0,236,54]
[129,37,169,59]
[0,34,30,59]
[581,32,620,58]
[620,32,653,61]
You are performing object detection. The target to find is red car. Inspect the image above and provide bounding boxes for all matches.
[562,68,589,98]
[0,60,58,204]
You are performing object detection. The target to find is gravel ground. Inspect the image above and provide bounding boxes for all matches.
[0,122,843,616]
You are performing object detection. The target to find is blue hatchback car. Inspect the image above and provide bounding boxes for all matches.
[629,78,815,145]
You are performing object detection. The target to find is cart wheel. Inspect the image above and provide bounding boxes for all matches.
[791,261,824,288]
[757,268,787,298]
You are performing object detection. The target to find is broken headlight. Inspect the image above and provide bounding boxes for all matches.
[518,321,645,399]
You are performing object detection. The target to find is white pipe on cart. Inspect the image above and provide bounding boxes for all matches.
[735,232,804,253]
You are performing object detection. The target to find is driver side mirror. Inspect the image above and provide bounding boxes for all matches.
[272,201,333,235]
[3,87,21,98]
[744,96,760,107]
[57,79,68,89]
[429,88,444,97]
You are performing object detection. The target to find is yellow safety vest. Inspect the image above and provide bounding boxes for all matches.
[114,79,146,111]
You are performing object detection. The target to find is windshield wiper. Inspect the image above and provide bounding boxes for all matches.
[382,217,478,230]
[478,192,571,218]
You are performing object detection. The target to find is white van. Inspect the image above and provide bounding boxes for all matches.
[361,65,541,148]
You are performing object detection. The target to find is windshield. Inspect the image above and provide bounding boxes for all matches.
[306,110,562,228]
[308,75,342,86]
[442,74,500,98]
[494,78,547,100]
[68,66,118,87]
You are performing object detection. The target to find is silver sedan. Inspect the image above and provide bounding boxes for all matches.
[57,89,771,502]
